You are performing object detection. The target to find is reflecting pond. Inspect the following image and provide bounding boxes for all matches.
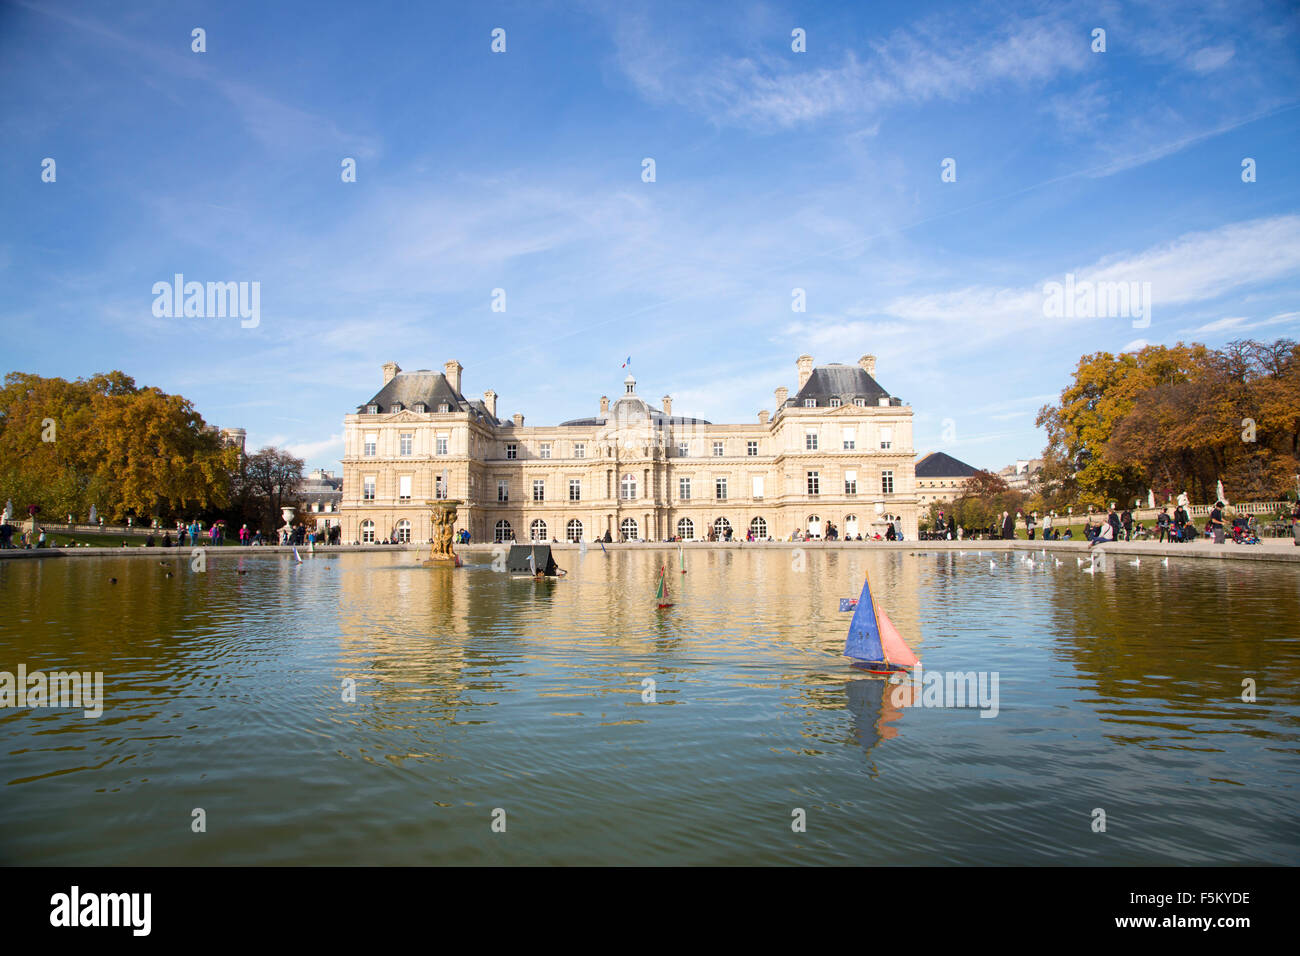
[0,547,1296,864]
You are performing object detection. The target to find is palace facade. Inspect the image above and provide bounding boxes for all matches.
[339,355,919,544]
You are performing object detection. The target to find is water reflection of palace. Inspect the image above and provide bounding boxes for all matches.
[332,549,927,751]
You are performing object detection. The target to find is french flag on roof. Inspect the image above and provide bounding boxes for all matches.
[621,356,631,368]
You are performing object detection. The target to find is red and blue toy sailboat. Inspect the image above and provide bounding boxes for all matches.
[843,572,919,675]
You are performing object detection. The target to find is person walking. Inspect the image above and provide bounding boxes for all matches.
[1120,508,1133,541]
[1042,511,1053,540]
[1209,501,1226,544]
[1001,511,1015,540]
[1107,507,1122,542]
[1026,511,1036,541]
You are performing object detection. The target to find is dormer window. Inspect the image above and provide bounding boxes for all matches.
[391,403,403,412]
[803,399,816,408]
[853,398,866,407]
[438,403,450,413]
[366,404,379,414]
[413,403,426,413]
[829,398,841,408]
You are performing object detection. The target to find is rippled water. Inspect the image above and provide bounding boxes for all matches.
[1,547,1297,865]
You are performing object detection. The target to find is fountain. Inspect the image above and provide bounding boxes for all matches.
[423,499,463,566]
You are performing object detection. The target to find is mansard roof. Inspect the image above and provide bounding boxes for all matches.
[787,364,893,408]
[916,451,978,478]
[358,371,499,425]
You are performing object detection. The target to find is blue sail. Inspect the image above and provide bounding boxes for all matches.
[844,576,884,663]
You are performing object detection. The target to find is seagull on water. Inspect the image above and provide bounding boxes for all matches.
[1082,561,1098,575]
[1162,557,1169,567]
[1129,558,1141,567]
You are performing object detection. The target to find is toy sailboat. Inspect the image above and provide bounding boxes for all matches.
[679,541,687,574]
[842,572,919,674]
[655,564,674,608]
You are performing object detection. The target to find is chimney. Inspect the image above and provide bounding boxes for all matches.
[483,389,497,418]
[758,410,769,425]
[382,361,400,385]
[859,354,876,375]
[775,386,789,407]
[662,395,672,417]
[600,395,609,415]
[512,412,524,427]
[797,354,814,389]
[444,360,463,394]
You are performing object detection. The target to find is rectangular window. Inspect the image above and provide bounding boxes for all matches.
[715,477,727,500]
[363,476,375,501]
[803,399,816,408]
[574,443,585,459]
[807,471,820,495]
[854,398,866,407]
[438,403,450,413]
[497,480,509,503]
[400,433,413,456]
[363,433,377,457]
[533,479,545,502]
[436,435,448,456]
[713,441,724,457]
[677,442,689,458]
[845,470,858,495]
[398,475,412,501]
[747,440,758,456]
[540,443,551,459]
[882,470,894,495]
[679,477,691,501]
[805,431,818,451]
[880,426,893,450]
[506,443,517,460]
[569,479,581,501]
[752,475,764,499]
[435,473,448,500]
[829,398,841,408]
[842,427,855,450]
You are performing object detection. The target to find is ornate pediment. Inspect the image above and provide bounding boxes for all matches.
[385,409,425,423]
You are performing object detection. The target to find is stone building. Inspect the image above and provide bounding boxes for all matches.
[339,355,919,544]
[915,451,979,506]
[300,468,343,530]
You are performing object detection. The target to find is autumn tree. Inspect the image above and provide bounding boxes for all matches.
[0,371,236,523]
[1037,339,1299,507]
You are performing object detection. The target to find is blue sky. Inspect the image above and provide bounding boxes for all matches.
[2,0,1298,473]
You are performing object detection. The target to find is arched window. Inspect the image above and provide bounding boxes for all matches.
[713,517,732,539]
[395,520,411,543]
[566,519,583,543]
[494,520,513,543]
[360,520,375,543]
[620,474,637,500]
[620,517,639,541]
[806,514,822,538]
[845,514,859,537]
[749,517,767,539]
[676,517,695,540]
[530,519,548,542]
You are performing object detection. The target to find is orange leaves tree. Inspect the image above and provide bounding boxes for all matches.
[0,371,236,523]
[1036,339,1299,507]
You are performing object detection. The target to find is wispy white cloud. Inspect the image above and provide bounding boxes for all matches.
[611,11,1087,129]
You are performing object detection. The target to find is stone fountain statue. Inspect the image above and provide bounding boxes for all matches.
[423,499,463,565]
